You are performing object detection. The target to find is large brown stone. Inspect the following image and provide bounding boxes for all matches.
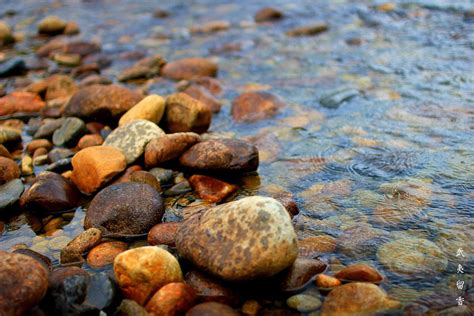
[0,156,20,185]
[63,84,143,121]
[176,196,298,281]
[20,171,80,212]
[84,182,164,234]
[231,91,285,122]
[164,93,211,134]
[114,246,183,305]
[162,58,218,80]
[145,282,196,316]
[179,139,259,174]
[320,282,400,316]
[145,132,201,167]
[71,146,127,194]
[0,91,46,116]
[183,84,222,113]
[0,251,49,316]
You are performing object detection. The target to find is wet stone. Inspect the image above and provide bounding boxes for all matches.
[0,57,26,77]
[37,15,67,35]
[116,299,149,316]
[298,235,337,257]
[189,174,238,203]
[320,87,360,109]
[87,241,128,268]
[77,133,103,149]
[145,132,201,167]
[0,21,14,46]
[130,170,162,192]
[103,119,164,164]
[0,251,49,316]
[315,274,342,288]
[85,272,116,310]
[0,179,24,210]
[287,23,328,36]
[162,57,218,80]
[60,228,102,264]
[147,222,181,247]
[0,126,21,144]
[0,144,11,158]
[118,94,166,126]
[26,139,53,154]
[179,138,259,174]
[118,54,165,82]
[34,118,65,139]
[279,258,327,292]
[176,196,298,281]
[114,246,183,305]
[164,180,192,196]
[255,7,284,23]
[52,117,87,147]
[164,93,211,134]
[186,302,240,316]
[64,84,143,122]
[231,91,285,122]
[20,171,80,213]
[287,294,321,313]
[0,156,20,184]
[182,84,222,113]
[0,91,45,116]
[84,182,164,234]
[149,167,174,184]
[145,282,197,316]
[334,263,384,284]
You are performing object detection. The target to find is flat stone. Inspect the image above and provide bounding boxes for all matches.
[189,174,238,203]
[60,228,103,263]
[162,57,218,80]
[334,264,384,284]
[176,196,298,281]
[114,246,183,305]
[84,182,164,234]
[103,119,164,164]
[287,294,321,312]
[231,91,285,122]
[0,92,45,116]
[118,54,165,82]
[34,118,65,139]
[0,179,24,210]
[279,258,327,291]
[320,87,359,109]
[52,117,87,147]
[184,270,240,306]
[286,23,329,37]
[255,7,284,22]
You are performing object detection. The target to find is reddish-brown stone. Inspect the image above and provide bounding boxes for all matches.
[179,139,259,174]
[130,170,161,192]
[77,134,104,149]
[87,241,128,268]
[0,144,11,158]
[185,271,240,306]
[0,156,20,185]
[145,282,197,316]
[189,175,238,203]
[147,222,181,247]
[26,139,53,154]
[0,91,46,116]
[255,7,284,23]
[162,58,218,80]
[231,91,285,122]
[334,264,384,284]
[279,258,327,291]
[44,74,77,101]
[0,251,49,316]
[60,228,103,264]
[63,84,143,121]
[315,274,342,288]
[145,133,201,167]
[186,302,239,316]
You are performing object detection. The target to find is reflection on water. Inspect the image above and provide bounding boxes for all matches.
[1,0,473,313]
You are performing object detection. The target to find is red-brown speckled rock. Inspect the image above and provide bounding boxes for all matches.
[0,251,49,316]
[87,241,128,268]
[334,264,384,284]
[179,139,259,174]
[231,91,285,122]
[145,282,197,316]
[0,156,20,185]
[183,85,222,113]
[162,58,218,80]
[176,196,298,281]
[189,175,238,203]
[147,222,181,247]
[60,228,103,264]
[0,91,46,116]
[114,246,183,305]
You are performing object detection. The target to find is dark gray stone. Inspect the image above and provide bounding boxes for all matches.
[0,179,24,210]
[53,117,87,147]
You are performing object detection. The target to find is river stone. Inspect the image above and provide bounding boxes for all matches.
[0,156,20,184]
[84,182,164,234]
[60,228,103,264]
[162,57,218,80]
[118,94,166,126]
[164,93,211,134]
[19,172,80,213]
[0,21,14,46]
[103,119,165,164]
[286,23,329,37]
[176,196,298,281]
[64,84,143,121]
[188,174,237,203]
[186,302,239,316]
[44,74,77,101]
[0,127,21,145]
[335,263,384,284]
[279,258,327,292]
[34,118,65,139]
[0,251,49,316]
[0,179,24,210]
[145,282,197,316]
[320,87,359,109]
[377,237,448,275]
[118,54,166,82]
[180,139,259,174]
[255,7,284,22]
[145,132,201,167]
[87,241,128,268]
[71,146,127,194]
[287,294,321,312]
[184,270,240,306]
[37,15,67,35]
[182,84,222,113]
[0,58,26,77]
[0,91,46,116]
[231,91,285,122]
[117,299,149,316]
[52,117,87,147]
[320,282,401,316]
[147,222,180,247]
[114,246,183,305]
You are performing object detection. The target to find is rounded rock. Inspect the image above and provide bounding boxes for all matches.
[87,241,128,268]
[0,92,45,116]
[114,246,183,305]
[37,16,67,35]
[255,7,284,23]
[145,282,197,316]
[0,179,24,210]
[145,132,201,167]
[147,222,181,247]
[119,94,166,126]
[334,263,384,283]
[60,228,103,263]
[84,182,164,234]
[162,58,218,81]
[189,174,238,203]
[0,157,20,185]
[53,117,87,147]
[186,302,239,316]
[164,93,211,134]
[77,134,103,149]
[0,251,49,316]
[176,196,298,281]
[231,91,285,122]
[287,294,321,312]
